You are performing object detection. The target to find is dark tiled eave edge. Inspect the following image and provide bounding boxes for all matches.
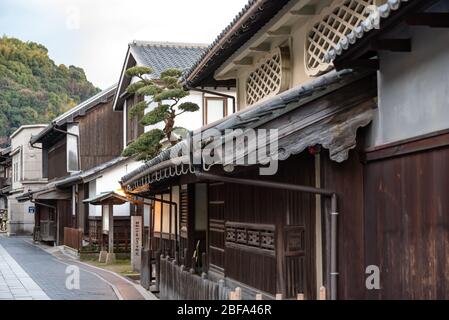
[16,156,129,202]
[185,0,291,87]
[324,0,439,64]
[30,85,117,145]
[121,69,375,186]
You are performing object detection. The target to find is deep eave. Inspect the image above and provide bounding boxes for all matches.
[30,85,117,146]
[325,0,440,67]
[122,69,377,188]
[184,0,291,88]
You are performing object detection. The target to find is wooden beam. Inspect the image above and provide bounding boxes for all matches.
[233,57,253,66]
[334,58,379,71]
[290,5,316,16]
[249,43,271,53]
[371,38,411,52]
[267,27,291,37]
[407,13,449,28]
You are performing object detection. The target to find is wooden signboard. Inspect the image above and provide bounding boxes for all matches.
[131,216,142,272]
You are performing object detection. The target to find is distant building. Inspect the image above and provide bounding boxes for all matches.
[0,146,12,229]
[112,41,236,142]
[7,125,47,235]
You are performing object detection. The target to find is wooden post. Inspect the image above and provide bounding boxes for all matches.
[108,204,114,254]
[202,252,207,273]
[297,293,305,300]
[319,286,326,300]
[255,293,263,300]
[275,293,283,300]
[155,250,161,292]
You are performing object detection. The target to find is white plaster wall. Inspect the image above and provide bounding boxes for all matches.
[8,126,46,235]
[144,90,235,133]
[88,159,143,217]
[367,6,449,147]
[10,127,45,182]
[7,197,35,235]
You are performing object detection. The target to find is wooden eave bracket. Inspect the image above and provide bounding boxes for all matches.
[406,13,449,28]
[267,27,291,37]
[249,43,271,53]
[334,58,379,71]
[370,38,412,52]
[233,57,254,66]
[290,5,316,16]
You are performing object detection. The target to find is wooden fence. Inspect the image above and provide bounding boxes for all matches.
[64,227,83,251]
[88,216,131,252]
[159,254,327,300]
[160,255,231,300]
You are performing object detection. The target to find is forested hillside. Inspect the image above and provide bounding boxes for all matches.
[0,36,99,144]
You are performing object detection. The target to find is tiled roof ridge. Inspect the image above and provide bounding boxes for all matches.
[184,0,263,82]
[130,40,208,49]
[324,0,410,63]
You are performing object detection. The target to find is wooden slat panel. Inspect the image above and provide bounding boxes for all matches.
[79,100,123,171]
[364,144,449,299]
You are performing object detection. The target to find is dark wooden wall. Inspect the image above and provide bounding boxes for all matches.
[78,100,123,171]
[209,153,316,298]
[48,138,67,180]
[322,129,449,300]
[363,132,449,299]
[126,95,144,145]
[57,199,73,245]
[322,146,366,300]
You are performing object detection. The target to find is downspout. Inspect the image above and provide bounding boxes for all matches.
[194,171,339,300]
[330,193,338,301]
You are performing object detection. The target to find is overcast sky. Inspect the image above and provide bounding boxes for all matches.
[0,0,248,89]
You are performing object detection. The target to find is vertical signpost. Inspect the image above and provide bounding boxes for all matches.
[131,216,142,272]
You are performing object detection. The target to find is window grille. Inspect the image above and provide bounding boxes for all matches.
[246,47,290,106]
[305,0,374,76]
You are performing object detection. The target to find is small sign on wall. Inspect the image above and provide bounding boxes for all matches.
[28,206,36,214]
[131,216,142,272]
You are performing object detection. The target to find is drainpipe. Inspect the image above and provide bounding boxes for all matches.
[330,193,338,301]
[194,171,339,300]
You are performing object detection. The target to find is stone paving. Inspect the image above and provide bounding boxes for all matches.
[0,235,118,300]
[0,242,49,300]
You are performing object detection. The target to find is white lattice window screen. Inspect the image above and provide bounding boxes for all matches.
[246,49,283,106]
[305,0,374,76]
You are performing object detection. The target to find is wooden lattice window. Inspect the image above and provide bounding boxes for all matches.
[246,47,290,106]
[305,0,374,76]
[225,222,275,255]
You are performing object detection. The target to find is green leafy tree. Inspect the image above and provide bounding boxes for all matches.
[122,67,199,160]
[0,36,99,144]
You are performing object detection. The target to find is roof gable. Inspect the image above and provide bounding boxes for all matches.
[113,41,207,111]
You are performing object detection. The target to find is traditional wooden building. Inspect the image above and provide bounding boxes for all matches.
[113,41,236,137]
[19,85,126,245]
[120,0,449,300]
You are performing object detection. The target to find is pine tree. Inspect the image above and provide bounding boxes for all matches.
[122,67,199,160]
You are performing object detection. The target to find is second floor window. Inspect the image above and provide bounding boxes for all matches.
[12,153,21,182]
[203,97,227,125]
[67,123,80,172]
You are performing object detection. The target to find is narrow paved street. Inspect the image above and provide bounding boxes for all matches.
[0,235,118,300]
